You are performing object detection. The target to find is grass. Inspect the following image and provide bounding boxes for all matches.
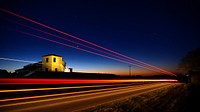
[82,83,193,112]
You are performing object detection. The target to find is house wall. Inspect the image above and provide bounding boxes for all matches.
[42,55,65,72]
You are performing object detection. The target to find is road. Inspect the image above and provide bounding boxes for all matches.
[0,82,178,112]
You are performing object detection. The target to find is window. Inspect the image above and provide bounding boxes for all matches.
[54,58,56,62]
[46,58,49,62]
[55,68,57,72]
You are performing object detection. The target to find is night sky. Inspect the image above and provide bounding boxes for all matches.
[0,0,200,76]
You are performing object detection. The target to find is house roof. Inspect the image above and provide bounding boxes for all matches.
[42,54,62,57]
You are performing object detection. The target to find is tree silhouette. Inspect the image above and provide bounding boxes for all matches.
[178,48,200,74]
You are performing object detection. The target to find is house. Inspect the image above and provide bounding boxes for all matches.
[15,62,42,74]
[42,54,66,72]
[14,54,67,76]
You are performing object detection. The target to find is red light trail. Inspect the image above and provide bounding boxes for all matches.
[12,22,172,74]
[0,78,178,85]
[13,22,131,62]
[15,30,172,73]
[0,8,176,76]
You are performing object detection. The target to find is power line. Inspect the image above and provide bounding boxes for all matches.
[129,65,131,76]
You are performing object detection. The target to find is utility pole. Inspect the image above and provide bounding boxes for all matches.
[129,65,131,76]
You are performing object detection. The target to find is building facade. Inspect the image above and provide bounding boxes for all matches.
[42,54,66,72]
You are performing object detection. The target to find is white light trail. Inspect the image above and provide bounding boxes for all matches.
[0,58,37,63]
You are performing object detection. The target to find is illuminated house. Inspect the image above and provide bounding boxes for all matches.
[42,54,66,72]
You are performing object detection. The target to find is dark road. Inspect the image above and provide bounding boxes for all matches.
[0,82,178,112]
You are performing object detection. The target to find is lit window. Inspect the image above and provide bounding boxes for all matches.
[46,58,48,62]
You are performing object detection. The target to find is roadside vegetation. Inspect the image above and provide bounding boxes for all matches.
[82,83,198,112]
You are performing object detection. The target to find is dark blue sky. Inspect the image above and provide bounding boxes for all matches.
[0,0,200,75]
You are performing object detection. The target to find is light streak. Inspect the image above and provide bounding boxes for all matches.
[0,84,122,93]
[0,78,178,85]
[15,30,171,73]
[0,86,138,107]
[13,24,170,74]
[0,58,37,63]
[13,22,138,64]
[0,85,137,102]
[0,84,175,107]
[13,22,176,76]
[14,22,134,61]
[0,8,176,76]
